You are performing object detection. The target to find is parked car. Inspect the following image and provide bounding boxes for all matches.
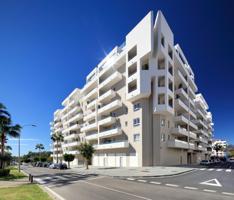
[49,163,67,169]
[49,163,58,169]
[228,158,234,163]
[200,160,210,165]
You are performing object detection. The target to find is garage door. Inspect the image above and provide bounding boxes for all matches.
[107,153,115,167]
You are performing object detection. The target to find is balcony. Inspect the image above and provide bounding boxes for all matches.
[175,115,198,130]
[64,150,79,155]
[62,141,80,148]
[82,76,97,94]
[175,98,189,112]
[98,99,122,115]
[196,145,207,152]
[195,129,209,138]
[62,106,81,120]
[177,70,187,86]
[98,117,116,126]
[167,139,189,149]
[64,133,79,140]
[99,127,122,139]
[194,119,208,130]
[83,111,96,121]
[87,100,96,110]
[64,113,83,126]
[94,141,129,150]
[99,71,122,90]
[81,122,98,132]
[83,88,98,102]
[85,133,98,141]
[175,88,188,99]
[98,89,116,103]
[170,128,197,140]
[62,124,80,133]
[197,137,208,144]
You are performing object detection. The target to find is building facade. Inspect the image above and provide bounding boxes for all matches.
[50,10,213,167]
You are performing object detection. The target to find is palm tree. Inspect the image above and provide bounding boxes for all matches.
[213,143,224,157]
[0,103,21,169]
[51,133,63,163]
[35,144,45,161]
[77,142,95,169]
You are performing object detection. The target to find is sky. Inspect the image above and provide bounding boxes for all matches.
[0,0,233,156]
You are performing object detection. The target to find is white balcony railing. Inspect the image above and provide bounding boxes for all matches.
[99,71,122,90]
[98,99,122,115]
[62,141,80,148]
[83,112,96,121]
[85,133,98,140]
[167,139,189,149]
[83,88,98,102]
[98,90,116,103]
[98,117,116,126]
[81,122,98,132]
[99,127,122,139]
[94,141,128,150]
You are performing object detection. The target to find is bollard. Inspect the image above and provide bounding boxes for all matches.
[30,175,33,183]
[29,174,31,182]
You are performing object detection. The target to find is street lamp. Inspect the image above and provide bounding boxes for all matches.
[18,124,37,172]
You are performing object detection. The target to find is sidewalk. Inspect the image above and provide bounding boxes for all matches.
[0,177,29,188]
[71,166,195,177]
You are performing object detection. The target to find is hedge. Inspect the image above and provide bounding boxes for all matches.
[0,169,10,176]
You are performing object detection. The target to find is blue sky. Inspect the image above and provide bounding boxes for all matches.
[0,0,233,156]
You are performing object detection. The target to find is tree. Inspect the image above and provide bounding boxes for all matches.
[63,153,75,168]
[51,133,64,163]
[35,144,45,161]
[0,103,21,169]
[213,143,224,157]
[77,142,95,169]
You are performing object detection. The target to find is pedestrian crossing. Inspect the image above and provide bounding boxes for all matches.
[199,168,232,172]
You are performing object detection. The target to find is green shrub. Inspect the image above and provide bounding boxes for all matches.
[0,169,10,177]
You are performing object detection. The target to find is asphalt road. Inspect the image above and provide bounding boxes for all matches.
[22,165,234,200]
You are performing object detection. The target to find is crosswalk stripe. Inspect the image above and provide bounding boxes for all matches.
[127,178,135,181]
[226,169,231,172]
[199,168,206,171]
[216,169,223,172]
[150,181,161,185]
[138,179,147,183]
[208,168,214,171]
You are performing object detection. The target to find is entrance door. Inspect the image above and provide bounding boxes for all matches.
[187,153,192,164]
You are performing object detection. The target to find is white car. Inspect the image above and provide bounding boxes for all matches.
[200,160,210,165]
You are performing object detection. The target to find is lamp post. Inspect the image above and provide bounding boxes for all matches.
[18,124,37,172]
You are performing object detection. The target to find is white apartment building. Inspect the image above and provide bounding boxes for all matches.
[50,10,213,167]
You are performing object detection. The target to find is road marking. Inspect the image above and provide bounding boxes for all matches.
[200,179,222,187]
[43,186,66,200]
[127,178,135,181]
[184,186,198,190]
[216,169,223,172]
[199,168,206,171]
[149,181,161,185]
[203,189,216,193]
[226,169,231,172]
[81,181,152,200]
[222,192,234,196]
[35,178,46,184]
[208,168,214,171]
[138,179,147,183]
[165,184,179,187]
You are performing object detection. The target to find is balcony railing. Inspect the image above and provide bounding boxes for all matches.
[98,89,116,103]
[93,141,128,150]
[98,99,122,115]
[98,116,116,126]
[83,111,96,121]
[99,127,122,139]
[81,122,98,132]
[85,133,98,140]
[99,71,122,90]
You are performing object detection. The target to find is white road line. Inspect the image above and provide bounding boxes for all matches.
[226,169,231,172]
[127,178,135,181]
[203,189,216,193]
[82,181,152,200]
[222,192,234,196]
[208,168,214,171]
[165,184,179,187]
[149,181,161,185]
[184,186,198,190]
[199,168,206,171]
[35,178,46,184]
[138,179,147,183]
[43,186,66,200]
[216,169,223,172]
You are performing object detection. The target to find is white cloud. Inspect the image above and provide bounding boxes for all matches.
[8,138,39,141]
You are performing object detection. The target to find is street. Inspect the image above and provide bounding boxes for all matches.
[22,165,234,200]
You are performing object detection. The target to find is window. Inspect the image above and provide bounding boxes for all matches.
[168,96,173,108]
[133,118,140,126]
[141,63,149,70]
[168,79,173,92]
[128,81,137,93]
[128,46,137,61]
[125,121,128,127]
[133,133,140,142]
[158,76,165,87]
[158,94,165,105]
[133,103,141,111]
[128,63,137,77]
[168,45,173,59]
[161,119,165,127]
[168,62,173,75]
[158,58,165,69]
[161,133,166,142]
[161,35,165,47]
[168,121,170,128]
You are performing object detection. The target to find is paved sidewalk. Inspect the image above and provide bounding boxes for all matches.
[71,166,195,177]
[0,177,29,188]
